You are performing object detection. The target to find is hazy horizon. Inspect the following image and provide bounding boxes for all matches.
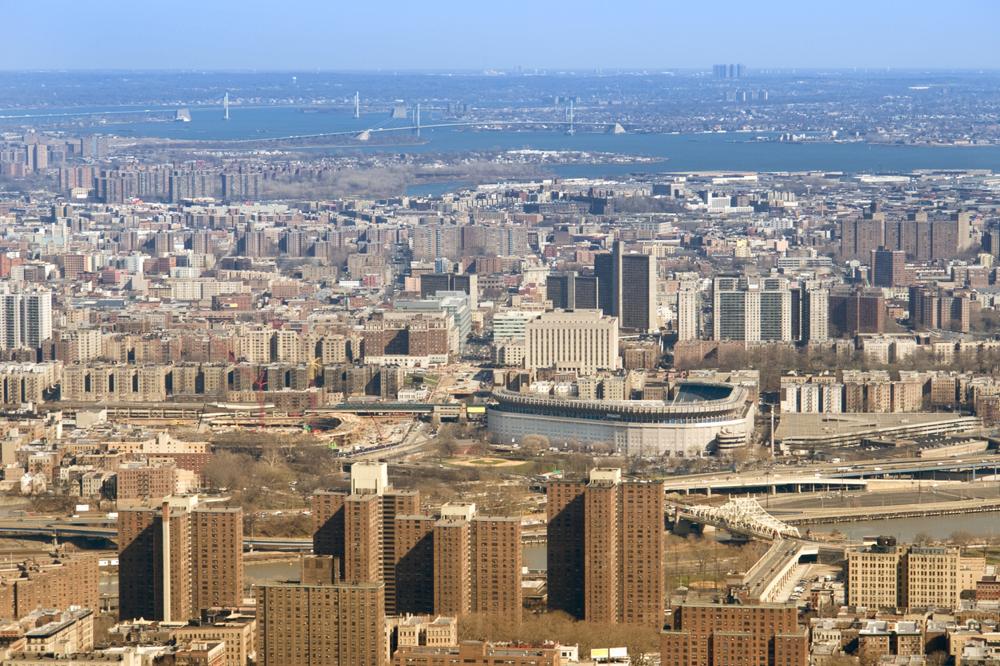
[5,0,1000,71]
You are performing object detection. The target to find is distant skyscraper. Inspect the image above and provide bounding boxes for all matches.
[713,64,745,79]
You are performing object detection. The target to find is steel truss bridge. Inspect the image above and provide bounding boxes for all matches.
[678,498,802,540]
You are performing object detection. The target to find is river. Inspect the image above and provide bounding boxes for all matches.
[5,104,1000,175]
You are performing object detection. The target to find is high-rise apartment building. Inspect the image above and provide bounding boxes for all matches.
[393,515,436,614]
[523,310,620,374]
[118,497,243,622]
[433,508,472,617]
[675,287,699,341]
[801,285,829,343]
[312,465,517,620]
[595,242,657,333]
[545,480,586,618]
[546,468,664,627]
[311,462,419,614]
[829,287,886,337]
[0,552,100,619]
[713,276,791,342]
[660,602,808,666]
[257,580,386,666]
[871,247,907,287]
[0,287,52,350]
[841,208,971,262]
[908,286,974,333]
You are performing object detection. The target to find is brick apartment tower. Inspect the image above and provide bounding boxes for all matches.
[118,497,243,622]
[313,463,521,620]
[546,468,665,627]
[660,603,808,666]
[311,462,419,614]
[257,568,386,666]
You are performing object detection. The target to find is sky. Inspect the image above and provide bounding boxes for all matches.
[3,0,1000,71]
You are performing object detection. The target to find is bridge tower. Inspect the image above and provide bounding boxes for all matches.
[223,92,230,121]
[415,103,421,137]
[566,98,576,135]
[354,91,360,119]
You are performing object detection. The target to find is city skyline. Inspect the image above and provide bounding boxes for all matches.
[3,0,1000,71]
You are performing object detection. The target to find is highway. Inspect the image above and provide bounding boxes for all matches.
[0,518,312,551]
[660,453,1000,496]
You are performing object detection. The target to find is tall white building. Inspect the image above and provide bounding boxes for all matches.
[0,287,52,350]
[803,286,830,343]
[524,310,620,375]
[712,276,791,342]
[492,310,540,342]
[676,287,700,341]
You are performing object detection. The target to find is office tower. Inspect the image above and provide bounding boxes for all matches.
[594,252,615,315]
[546,469,664,627]
[801,286,829,343]
[615,241,657,333]
[595,242,657,332]
[419,272,478,310]
[493,310,539,343]
[661,603,808,666]
[871,247,907,287]
[0,288,52,350]
[523,310,621,374]
[676,287,699,341]
[546,271,600,310]
[545,271,577,309]
[257,581,386,666]
[118,497,243,622]
[713,64,745,80]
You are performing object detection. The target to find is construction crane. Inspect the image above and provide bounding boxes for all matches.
[252,367,267,429]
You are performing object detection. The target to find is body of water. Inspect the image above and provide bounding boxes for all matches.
[5,104,1000,175]
[809,512,1000,542]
